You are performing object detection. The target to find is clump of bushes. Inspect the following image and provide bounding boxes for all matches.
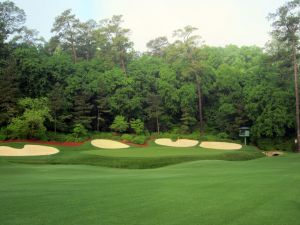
[121,134,147,144]
[121,134,134,142]
[110,116,128,133]
[255,138,295,152]
[132,135,147,144]
[130,119,144,134]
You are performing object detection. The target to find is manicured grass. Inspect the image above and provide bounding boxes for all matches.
[0,154,300,225]
[0,141,263,168]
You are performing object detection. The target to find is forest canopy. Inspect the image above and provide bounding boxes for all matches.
[0,0,299,150]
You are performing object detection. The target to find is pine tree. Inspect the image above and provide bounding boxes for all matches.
[48,82,70,133]
[72,91,94,129]
[0,59,20,126]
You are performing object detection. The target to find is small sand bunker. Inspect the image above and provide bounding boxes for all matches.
[91,139,130,149]
[263,151,284,157]
[200,141,242,150]
[0,145,59,156]
[154,138,199,147]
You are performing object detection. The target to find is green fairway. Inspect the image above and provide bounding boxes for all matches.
[0,154,300,225]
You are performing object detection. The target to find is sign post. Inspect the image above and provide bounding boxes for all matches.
[239,127,250,145]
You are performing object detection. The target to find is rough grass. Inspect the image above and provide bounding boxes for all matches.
[0,153,300,225]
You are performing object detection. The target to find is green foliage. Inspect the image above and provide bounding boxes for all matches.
[256,138,295,152]
[72,123,87,138]
[130,119,144,134]
[110,116,128,133]
[0,0,26,41]
[121,134,134,142]
[0,59,19,126]
[0,0,299,149]
[132,135,147,144]
[7,98,51,139]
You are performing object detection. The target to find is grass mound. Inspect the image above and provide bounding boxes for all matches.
[0,141,264,169]
[0,154,299,225]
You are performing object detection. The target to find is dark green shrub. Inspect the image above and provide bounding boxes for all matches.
[72,124,87,138]
[130,119,144,134]
[256,138,274,150]
[121,134,134,142]
[0,134,7,141]
[132,135,147,144]
[0,127,8,140]
[110,116,128,133]
[217,132,229,139]
[256,138,295,152]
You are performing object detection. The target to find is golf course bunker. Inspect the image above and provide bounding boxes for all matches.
[263,151,284,157]
[154,138,199,147]
[91,139,130,149]
[0,145,59,156]
[200,141,242,150]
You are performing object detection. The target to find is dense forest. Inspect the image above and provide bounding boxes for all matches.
[0,0,299,150]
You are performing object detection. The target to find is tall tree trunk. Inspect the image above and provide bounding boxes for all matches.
[120,50,126,74]
[293,41,300,152]
[156,110,160,134]
[71,42,77,63]
[196,75,204,134]
[97,108,100,132]
[54,112,57,135]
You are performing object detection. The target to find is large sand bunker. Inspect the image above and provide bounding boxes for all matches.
[91,139,130,149]
[154,138,199,147]
[200,141,242,150]
[0,145,59,156]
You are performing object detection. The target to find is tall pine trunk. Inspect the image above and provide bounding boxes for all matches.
[156,110,160,135]
[54,112,57,135]
[97,108,100,132]
[293,40,300,152]
[71,42,77,63]
[196,75,204,134]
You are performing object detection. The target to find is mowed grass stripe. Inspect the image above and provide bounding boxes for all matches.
[0,155,300,225]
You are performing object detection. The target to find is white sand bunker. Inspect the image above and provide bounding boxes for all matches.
[0,145,59,156]
[91,139,130,149]
[200,141,242,150]
[263,151,284,157]
[155,138,199,147]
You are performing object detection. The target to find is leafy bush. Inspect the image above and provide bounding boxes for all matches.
[132,135,147,144]
[90,132,120,140]
[216,132,229,139]
[0,127,8,140]
[121,134,134,142]
[72,124,87,138]
[130,119,144,134]
[0,134,7,141]
[155,131,200,141]
[110,116,128,133]
[6,98,51,140]
[256,138,295,152]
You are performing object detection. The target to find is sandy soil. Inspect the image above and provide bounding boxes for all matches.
[200,141,242,150]
[91,139,130,149]
[0,145,59,156]
[154,138,199,147]
[263,151,284,157]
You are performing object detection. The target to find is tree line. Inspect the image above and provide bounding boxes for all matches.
[0,0,299,149]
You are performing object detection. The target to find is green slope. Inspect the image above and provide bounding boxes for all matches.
[1,154,300,225]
